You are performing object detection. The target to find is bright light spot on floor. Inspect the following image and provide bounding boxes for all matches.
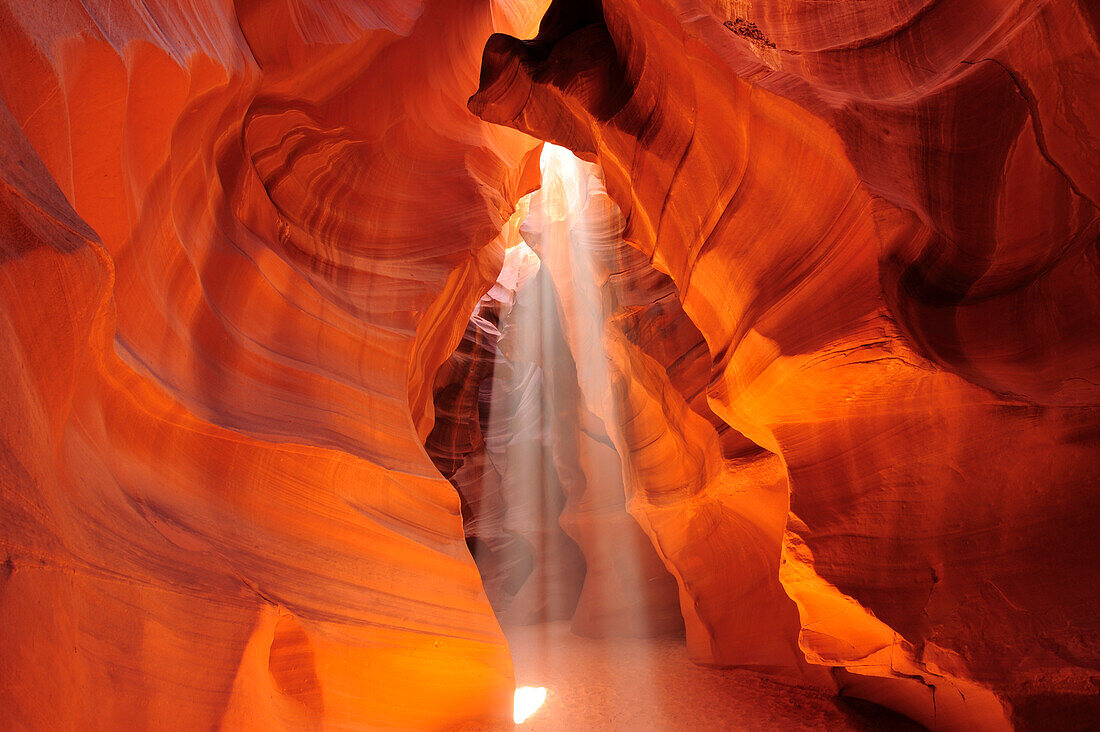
[513,686,547,724]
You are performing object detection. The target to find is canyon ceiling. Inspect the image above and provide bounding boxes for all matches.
[0,0,1098,730]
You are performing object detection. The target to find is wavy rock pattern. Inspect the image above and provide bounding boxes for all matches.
[471,0,1100,729]
[1,0,1097,729]
[0,0,548,728]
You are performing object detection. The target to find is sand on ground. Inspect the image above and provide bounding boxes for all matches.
[500,621,924,731]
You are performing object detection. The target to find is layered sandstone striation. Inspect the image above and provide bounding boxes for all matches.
[0,0,1097,730]
[470,0,1100,729]
[0,0,547,728]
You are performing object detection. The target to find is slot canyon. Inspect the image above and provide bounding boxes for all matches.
[0,0,1098,729]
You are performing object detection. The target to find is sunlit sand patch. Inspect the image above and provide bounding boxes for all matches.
[513,686,547,724]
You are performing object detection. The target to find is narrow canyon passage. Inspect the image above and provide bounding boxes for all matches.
[1,0,1098,730]
[428,144,921,729]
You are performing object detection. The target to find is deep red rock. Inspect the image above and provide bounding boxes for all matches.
[1,0,1097,729]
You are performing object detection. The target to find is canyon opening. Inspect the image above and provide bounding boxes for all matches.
[1,0,1098,730]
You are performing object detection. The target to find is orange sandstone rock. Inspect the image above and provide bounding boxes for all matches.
[471,0,1100,728]
[0,0,547,728]
[1,0,1097,729]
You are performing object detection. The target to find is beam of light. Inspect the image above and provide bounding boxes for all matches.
[477,141,659,726]
[513,686,547,724]
[538,142,583,222]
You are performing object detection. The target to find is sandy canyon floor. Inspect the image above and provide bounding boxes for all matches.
[493,622,925,731]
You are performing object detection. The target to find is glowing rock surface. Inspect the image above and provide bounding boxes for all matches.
[470,0,1100,729]
[0,0,1097,729]
[0,0,545,727]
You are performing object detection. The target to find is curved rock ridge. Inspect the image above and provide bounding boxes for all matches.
[0,0,550,728]
[687,0,1100,409]
[1,0,1097,729]
[470,0,1099,729]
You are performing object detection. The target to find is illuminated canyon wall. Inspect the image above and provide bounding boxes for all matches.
[0,0,546,727]
[1,0,1097,729]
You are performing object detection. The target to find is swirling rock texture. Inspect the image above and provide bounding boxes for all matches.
[1,0,1098,730]
[0,0,548,728]
[470,0,1100,729]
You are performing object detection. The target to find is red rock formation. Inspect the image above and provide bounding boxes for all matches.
[471,0,1100,729]
[0,0,548,728]
[1,0,1097,729]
